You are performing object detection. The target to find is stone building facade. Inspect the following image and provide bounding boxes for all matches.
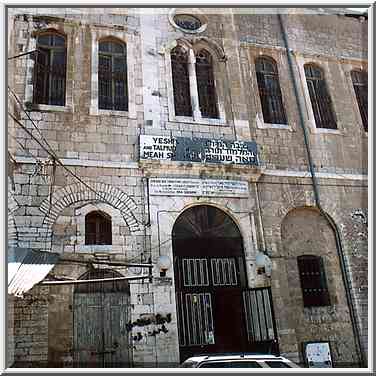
[7,7,368,368]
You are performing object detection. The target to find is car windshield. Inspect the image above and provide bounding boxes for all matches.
[199,360,262,368]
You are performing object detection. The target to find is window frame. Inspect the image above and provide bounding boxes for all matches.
[25,25,74,113]
[255,55,287,125]
[85,210,112,245]
[165,41,227,126]
[297,255,331,308]
[296,56,341,134]
[33,32,67,107]
[350,69,368,133]
[98,38,128,112]
[89,29,136,118]
[72,203,130,254]
[303,63,338,130]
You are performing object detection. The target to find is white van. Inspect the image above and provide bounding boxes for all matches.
[180,353,300,368]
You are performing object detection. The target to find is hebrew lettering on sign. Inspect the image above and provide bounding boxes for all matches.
[139,135,259,166]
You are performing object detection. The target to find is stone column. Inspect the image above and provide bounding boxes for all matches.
[187,49,201,120]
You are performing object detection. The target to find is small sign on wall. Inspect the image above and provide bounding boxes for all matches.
[303,341,333,368]
[149,178,249,198]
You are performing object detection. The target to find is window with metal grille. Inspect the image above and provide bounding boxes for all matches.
[85,211,112,245]
[182,258,209,286]
[304,64,337,129]
[351,70,368,132]
[196,49,219,118]
[255,57,287,124]
[98,40,128,111]
[171,46,192,116]
[297,255,330,307]
[33,32,67,106]
[211,258,238,286]
[176,292,215,346]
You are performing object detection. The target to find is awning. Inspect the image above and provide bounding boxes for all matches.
[8,247,60,297]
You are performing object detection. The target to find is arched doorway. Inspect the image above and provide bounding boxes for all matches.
[172,205,256,361]
[73,269,131,367]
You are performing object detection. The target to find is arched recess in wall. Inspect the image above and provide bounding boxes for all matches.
[39,182,141,240]
[279,206,358,364]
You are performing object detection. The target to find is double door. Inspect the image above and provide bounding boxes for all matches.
[174,238,278,362]
[73,292,131,367]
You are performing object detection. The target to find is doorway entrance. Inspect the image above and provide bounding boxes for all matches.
[172,205,278,362]
[73,269,131,367]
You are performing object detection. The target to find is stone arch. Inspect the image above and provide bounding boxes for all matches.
[40,182,141,239]
[191,37,226,61]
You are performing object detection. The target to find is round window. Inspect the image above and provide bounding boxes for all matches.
[173,14,202,31]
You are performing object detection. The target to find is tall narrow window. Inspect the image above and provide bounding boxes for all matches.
[34,32,66,106]
[98,40,128,111]
[297,255,330,307]
[196,49,219,118]
[255,57,287,124]
[304,64,337,129]
[351,70,368,132]
[85,211,112,245]
[171,46,192,116]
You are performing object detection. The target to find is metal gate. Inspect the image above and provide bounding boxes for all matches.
[172,206,279,361]
[73,269,131,367]
[243,287,279,354]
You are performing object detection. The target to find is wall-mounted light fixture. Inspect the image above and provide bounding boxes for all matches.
[255,251,272,277]
[157,255,171,277]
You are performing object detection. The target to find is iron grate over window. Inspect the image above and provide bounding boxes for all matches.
[255,57,287,125]
[351,70,368,132]
[304,64,337,129]
[85,211,112,245]
[171,46,192,116]
[33,32,67,106]
[196,49,219,119]
[297,255,331,307]
[98,39,128,111]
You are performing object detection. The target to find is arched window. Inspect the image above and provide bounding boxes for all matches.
[195,49,219,118]
[98,39,128,111]
[255,57,287,124]
[171,46,192,116]
[351,70,368,132]
[85,211,112,245]
[297,255,330,307]
[34,32,67,106]
[304,64,337,129]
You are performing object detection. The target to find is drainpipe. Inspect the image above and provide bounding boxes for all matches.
[277,13,365,367]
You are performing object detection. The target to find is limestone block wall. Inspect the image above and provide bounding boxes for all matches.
[236,12,367,175]
[256,174,367,366]
[12,286,49,367]
[6,7,368,368]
